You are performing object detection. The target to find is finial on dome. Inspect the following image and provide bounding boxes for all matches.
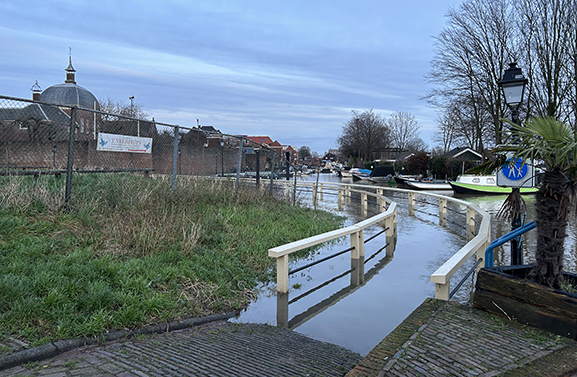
[65,47,76,84]
[31,80,42,101]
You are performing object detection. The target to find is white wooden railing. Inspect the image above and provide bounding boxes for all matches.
[269,180,491,300]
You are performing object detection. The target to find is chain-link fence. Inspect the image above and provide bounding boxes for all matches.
[0,94,300,205]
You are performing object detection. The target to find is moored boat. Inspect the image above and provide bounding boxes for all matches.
[368,165,395,183]
[405,179,452,190]
[350,168,371,181]
[449,174,538,195]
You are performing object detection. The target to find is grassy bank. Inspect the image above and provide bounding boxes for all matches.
[0,174,344,348]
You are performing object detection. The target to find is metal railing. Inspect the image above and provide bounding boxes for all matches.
[269,180,492,301]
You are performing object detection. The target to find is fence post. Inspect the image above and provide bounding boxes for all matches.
[439,198,447,227]
[171,126,179,193]
[408,192,416,216]
[64,106,77,205]
[350,228,365,260]
[338,188,344,210]
[236,136,243,192]
[276,255,289,294]
[320,183,324,201]
[435,282,450,301]
[361,192,367,217]
[466,207,476,241]
[477,217,491,272]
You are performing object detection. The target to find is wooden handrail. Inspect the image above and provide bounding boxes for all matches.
[269,180,491,301]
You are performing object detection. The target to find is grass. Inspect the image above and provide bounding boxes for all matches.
[0,174,344,347]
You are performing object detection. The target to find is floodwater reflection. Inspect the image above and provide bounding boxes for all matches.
[277,236,397,330]
[233,173,577,355]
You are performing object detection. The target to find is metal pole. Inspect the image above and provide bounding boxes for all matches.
[255,149,260,186]
[171,126,179,193]
[236,136,243,190]
[510,104,523,265]
[64,107,77,206]
[221,143,224,176]
[270,152,275,195]
[285,151,290,180]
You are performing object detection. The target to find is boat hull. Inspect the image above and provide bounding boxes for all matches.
[405,180,452,190]
[450,181,538,195]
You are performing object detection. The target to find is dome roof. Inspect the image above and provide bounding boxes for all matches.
[39,55,100,110]
[41,83,100,110]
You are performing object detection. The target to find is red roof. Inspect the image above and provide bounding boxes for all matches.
[246,136,274,145]
[270,140,282,147]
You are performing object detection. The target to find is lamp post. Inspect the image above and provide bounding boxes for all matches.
[498,62,528,265]
[220,139,225,176]
[129,96,134,135]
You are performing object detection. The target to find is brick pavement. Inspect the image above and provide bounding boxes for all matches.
[348,298,577,377]
[3,299,577,377]
[0,321,361,377]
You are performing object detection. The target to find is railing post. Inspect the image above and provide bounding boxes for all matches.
[435,282,450,301]
[439,198,447,227]
[466,207,476,241]
[350,228,365,259]
[276,255,289,294]
[320,183,324,201]
[361,192,367,217]
[477,217,491,272]
[408,192,416,216]
[338,188,344,211]
[313,183,318,207]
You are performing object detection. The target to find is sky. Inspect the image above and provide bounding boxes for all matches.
[0,0,462,155]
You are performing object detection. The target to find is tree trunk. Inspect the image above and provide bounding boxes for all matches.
[530,169,568,288]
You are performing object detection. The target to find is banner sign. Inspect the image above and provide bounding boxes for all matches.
[97,133,152,154]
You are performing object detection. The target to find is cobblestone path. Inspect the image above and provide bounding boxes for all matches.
[0,322,361,377]
[349,300,576,377]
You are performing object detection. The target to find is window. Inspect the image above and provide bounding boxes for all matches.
[473,178,480,183]
[487,178,495,184]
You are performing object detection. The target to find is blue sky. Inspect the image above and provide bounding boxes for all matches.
[0,0,461,154]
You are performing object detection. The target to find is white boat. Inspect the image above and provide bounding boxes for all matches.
[350,168,371,181]
[404,179,452,190]
[449,174,538,195]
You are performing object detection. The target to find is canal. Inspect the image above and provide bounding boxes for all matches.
[232,173,577,356]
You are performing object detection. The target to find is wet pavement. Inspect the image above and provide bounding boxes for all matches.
[2,299,577,376]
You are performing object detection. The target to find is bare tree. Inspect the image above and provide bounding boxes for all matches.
[426,0,516,146]
[338,109,389,165]
[427,0,577,147]
[385,111,422,152]
[517,0,577,125]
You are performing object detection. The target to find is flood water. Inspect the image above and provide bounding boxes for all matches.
[232,173,577,356]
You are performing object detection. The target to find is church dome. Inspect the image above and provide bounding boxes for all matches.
[40,56,100,110]
[41,83,100,109]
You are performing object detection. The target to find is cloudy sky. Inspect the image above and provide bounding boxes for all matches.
[1,0,461,154]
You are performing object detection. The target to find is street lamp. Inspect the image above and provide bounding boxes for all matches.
[498,62,528,126]
[220,139,225,176]
[129,96,134,135]
[498,62,528,266]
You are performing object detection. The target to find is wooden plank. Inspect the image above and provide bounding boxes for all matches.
[476,268,577,319]
[474,288,577,339]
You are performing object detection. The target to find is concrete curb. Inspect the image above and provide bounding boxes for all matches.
[0,312,236,371]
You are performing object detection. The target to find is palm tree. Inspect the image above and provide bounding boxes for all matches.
[485,116,577,289]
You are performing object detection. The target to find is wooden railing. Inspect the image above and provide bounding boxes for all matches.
[270,180,491,300]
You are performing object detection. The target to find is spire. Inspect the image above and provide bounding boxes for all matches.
[31,80,42,101]
[65,47,76,84]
